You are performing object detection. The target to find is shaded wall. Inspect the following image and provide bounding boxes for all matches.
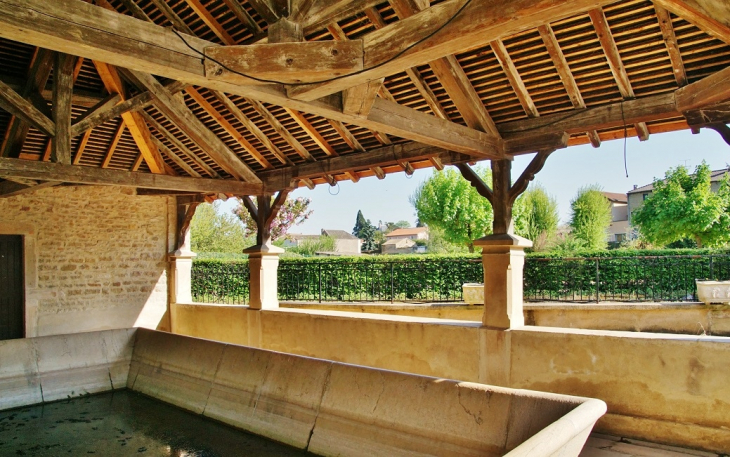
[0,186,174,336]
[172,304,730,453]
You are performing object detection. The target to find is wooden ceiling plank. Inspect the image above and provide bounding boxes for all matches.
[288,0,618,101]
[127,69,261,182]
[654,5,688,87]
[490,39,539,118]
[140,110,221,177]
[52,53,75,164]
[220,0,263,36]
[148,0,194,35]
[1,0,503,156]
[184,0,237,45]
[245,97,314,161]
[72,129,93,165]
[210,90,291,165]
[0,78,55,136]
[101,122,125,168]
[653,0,730,45]
[0,157,263,194]
[284,107,338,156]
[185,87,273,168]
[152,136,202,177]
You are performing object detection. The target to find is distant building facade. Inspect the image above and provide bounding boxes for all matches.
[601,192,629,243]
[284,229,362,255]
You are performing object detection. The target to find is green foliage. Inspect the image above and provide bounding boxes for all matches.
[514,184,559,251]
[425,226,470,254]
[233,195,312,241]
[353,210,377,251]
[411,167,493,251]
[632,162,730,248]
[569,185,612,250]
[383,220,411,233]
[287,236,336,256]
[190,202,253,254]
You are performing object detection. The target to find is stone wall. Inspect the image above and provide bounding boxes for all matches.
[0,185,174,336]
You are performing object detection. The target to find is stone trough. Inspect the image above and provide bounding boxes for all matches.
[0,328,606,456]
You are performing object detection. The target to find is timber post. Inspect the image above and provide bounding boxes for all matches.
[169,197,200,305]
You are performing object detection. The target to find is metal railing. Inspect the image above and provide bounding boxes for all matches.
[191,254,730,305]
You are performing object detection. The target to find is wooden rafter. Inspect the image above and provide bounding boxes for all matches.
[72,129,93,165]
[655,5,688,87]
[490,39,539,118]
[246,0,279,24]
[71,94,121,136]
[147,0,193,34]
[0,157,264,194]
[184,0,236,45]
[52,53,75,164]
[284,108,337,156]
[151,136,201,178]
[653,0,730,45]
[117,0,149,21]
[300,0,384,34]
[220,0,263,38]
[328,120,364,152]
[0,78,54,136]
[101,122,125,168]
[245,97,314,161]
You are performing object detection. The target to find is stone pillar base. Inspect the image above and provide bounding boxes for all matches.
[243,243,284,310]
[473,233,532,330]
[169,248,196,304]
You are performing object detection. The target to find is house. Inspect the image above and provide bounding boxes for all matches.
[284,230,361,255]
[601,192,629,243]
[385,227,429,242]
[382,237,416,254]
[627,168,730,227]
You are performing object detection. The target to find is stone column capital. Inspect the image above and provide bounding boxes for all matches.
[242,243,285,257]
[473,233,532,252]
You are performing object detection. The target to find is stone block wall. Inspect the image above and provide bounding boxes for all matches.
[0,185,174,336]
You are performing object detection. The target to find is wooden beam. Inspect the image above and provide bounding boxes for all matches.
[589,9,634,99]
[184,87,273,169]
[287,0,617,101]
[71,94,121,136]
[264,189,290,228]
[327,120,364,152]
[151,136,202,178]
[706,123,730,145]
[508,149,553,204]
[635,122,650,141]
[655,5,688,87]
[490,39,539,118]
[372,166,386,179]
[0,179,57,198]
[342,78,383,118]
[676,65,730,111]
[245,97,314,161]
[52,53,75,164]
[101,122,125,168]
[184,0,236,45]
[261,142,471,191]
[147,0,193,34]
[456,163,493,204]
[126,70,261,182]
[0,0,500,156]
[220,0,263,37]
[140,110,221,178]
[0,157,264,194]
[0,78,54,136]
[430,156,444,170]
[684,100,730,125]
[93,61,167,174]
[586,130,602,148]
[504,131,569,156]
[205,41,364,84]
[72,129,93,165]
[210,90,290,166]
[653,0,730,44]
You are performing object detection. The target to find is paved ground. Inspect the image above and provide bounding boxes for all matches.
[581,433,724,457]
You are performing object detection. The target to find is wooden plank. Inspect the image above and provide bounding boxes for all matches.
[284,108,338,156]
[675,65,730,111]
[589,8,634,99]
[185,87,273,168]
[0,0,499,156]
[245,97,314,161]
[127,70,261,182]
[342,79,383,118]
[0,78,54,136]
[52,53,75,164]
[205,40,364,84]
[0,157,264,194]
[287,0,617,101]
[260,142,470,191]
[490,39,539,118]
[654,5,687,87]
[210,90,291,165]
[140,110,221,178]
[653,0,730,44]
[184,0,236,45]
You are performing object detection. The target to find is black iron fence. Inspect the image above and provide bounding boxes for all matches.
[191,254,730,305]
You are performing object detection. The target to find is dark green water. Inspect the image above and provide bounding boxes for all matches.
[0,390,311,456]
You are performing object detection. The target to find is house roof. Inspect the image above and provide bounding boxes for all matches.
[321,229,358,240]
[601,192,627,204]
[386,227,428,238]
[628,169,730,194]
[1,1,729,198]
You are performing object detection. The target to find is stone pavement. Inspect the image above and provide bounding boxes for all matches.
[581,434,724,457]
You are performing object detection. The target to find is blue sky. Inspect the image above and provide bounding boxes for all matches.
[220,129,730,235]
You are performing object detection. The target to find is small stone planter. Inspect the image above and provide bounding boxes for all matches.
[462,283,484,305]
[696,279,730,304]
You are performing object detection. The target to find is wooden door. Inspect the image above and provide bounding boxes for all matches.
[0,235,24,340]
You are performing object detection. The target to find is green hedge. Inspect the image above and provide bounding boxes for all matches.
[191,250,730,304]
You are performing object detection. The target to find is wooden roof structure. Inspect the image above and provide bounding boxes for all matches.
[0,0,729,199]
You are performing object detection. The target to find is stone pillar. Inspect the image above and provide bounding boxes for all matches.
[169,228,196,304]
[243,243,284,310]
[473,233,532,329]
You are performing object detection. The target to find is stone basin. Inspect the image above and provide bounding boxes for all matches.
[0,328,606,456]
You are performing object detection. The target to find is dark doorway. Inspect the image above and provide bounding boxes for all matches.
[0,235,24,340]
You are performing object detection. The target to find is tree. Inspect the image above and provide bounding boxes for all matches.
[569,185,612,250]
[514,184,559,251]
[352,210,377,251]
[632,162,730,248]
[411,167,493,252]
[287,235,336,256]
[233,195,313,241]
[191,202,252,253]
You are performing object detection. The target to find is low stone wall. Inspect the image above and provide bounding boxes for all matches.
[173,304,730,453]
[281,301,730,336]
